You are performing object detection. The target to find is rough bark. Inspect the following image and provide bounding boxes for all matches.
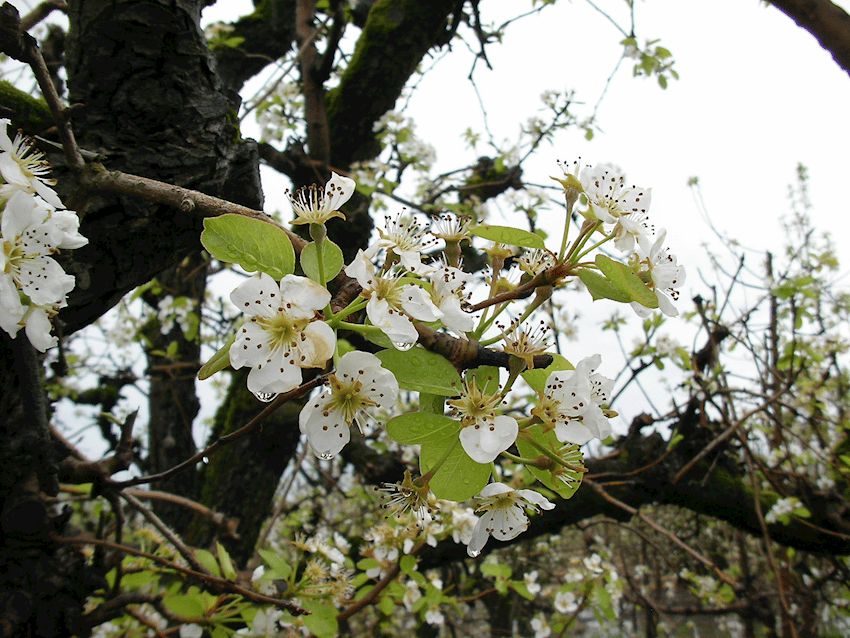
[183,370,304,566]
[59,0,263,334]
[324,0,458,168]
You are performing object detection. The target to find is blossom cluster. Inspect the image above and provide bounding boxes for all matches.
[219,162,679,559]
[0,120,87,351]
[560,160,686,317]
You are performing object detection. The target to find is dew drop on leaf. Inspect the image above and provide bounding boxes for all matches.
[392,341,415,352]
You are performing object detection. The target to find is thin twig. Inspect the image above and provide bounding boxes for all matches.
[112,375,326,488]
[585,479,739,588]
[119,491,212,577]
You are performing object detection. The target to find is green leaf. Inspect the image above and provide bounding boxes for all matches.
[399,554,418,576]
[595,255,658,308]
[516,426,584,500]
[378,594,395,616]
[481,562,511,579]
[198,331,236,380]
[258,549,292,580]
[522,354,572,392]
[419,393,446,414]
[667,432,684,451]
[216,542,237,580]
[162,594,207,618]
[201,214,295,279]
[511,581,534,600]
[577,268,632,304]
[420,435,490,501]
[469,224,546,249]
[300,239,344,284]
[301,601,338,638]
[357,558,379,571]
[377,347,462,395]
[193,549,221,577]
[467,366,501,395]
[386,412,458,445]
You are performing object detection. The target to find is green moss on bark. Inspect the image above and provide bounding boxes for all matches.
[0,81,52,133]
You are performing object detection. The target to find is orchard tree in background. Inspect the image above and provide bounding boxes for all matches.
[0,1,849,638]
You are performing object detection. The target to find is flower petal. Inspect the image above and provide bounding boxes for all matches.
[230,273,282,319]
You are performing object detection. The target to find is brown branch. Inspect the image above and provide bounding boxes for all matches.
[124,489,240,540]
[119,491,212,577]
[0,3,84,169]
[767,0,850,76]
[111,375,326,489]
[20,0,67,32]
[296,0,330,169]
[79,165,308,253]
[80,593,161,632]
[672,388,786,484]
[414,323,553,371]
[584,478,740,588]
[336,559,402,623]
[56,410,137,483]
[467,262,573,313]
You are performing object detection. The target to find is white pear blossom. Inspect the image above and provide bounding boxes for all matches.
[345,249,442,349]
[500,319,551,369]
[44,209,87,249]
[430,213,471,244]
[23,304,60,352]
[765,496,801,524]
[554,589,579,614]
[299,351,399,458]
[403,580,422,611]
[0,189,87,351]
[450,507,478,545]
[532,355,614,445]
[288,171,355,225]
[427,262,475,335]
[364,213,434,274]
[0,119,63,208]
[378,469,435,528]
[229,273,335,398]
[630,229,686,317]
[447,377,518,463]
[1,191,76,307]
[612,210,654,255]
[531,617,552,638]
[580,163,650,224]
[179,624,203,638]
[248,607,284,637]
[517,248,556,277]
[467,483,554,557]
[424,608,445,626]
[157,295,194,335]
[525,570,542,596]
[459,415,518,464]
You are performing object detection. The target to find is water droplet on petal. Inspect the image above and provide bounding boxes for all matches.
[318,452,335,460]
[254,391,279,402]
[392,341,415,352]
